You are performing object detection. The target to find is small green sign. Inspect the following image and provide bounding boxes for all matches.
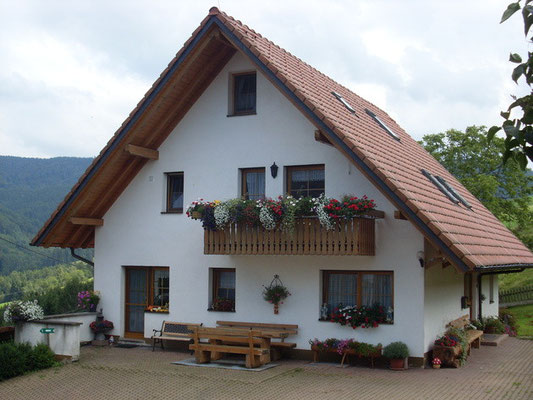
[40,328,54,334]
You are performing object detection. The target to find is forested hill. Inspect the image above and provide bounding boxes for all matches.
[0,156,94,275]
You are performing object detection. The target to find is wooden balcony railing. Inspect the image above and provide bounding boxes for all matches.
[204,216,376,255]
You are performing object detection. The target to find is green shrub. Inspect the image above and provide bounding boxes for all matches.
[0,342,56,381]
[470,319,484,331]
[25,277,93,315]
[29,343,56,370]
[383,341,409,359]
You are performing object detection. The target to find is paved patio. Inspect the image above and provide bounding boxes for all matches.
[0,337,531,399]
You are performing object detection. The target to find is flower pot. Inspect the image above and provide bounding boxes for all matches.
[274,303,279,314]
[389,358,405,370]
[432,364,441,369]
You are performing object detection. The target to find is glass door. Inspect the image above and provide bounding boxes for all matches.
[125,267,148,339]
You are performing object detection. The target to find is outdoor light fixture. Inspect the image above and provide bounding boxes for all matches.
[270,162,278,178]
[417,251,425,268]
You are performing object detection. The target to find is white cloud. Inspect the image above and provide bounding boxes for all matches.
[0,0,530,156]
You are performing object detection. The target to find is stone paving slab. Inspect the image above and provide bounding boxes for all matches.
[0,337,531,400]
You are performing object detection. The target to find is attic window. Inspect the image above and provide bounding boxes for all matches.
[332,92,356,114]
[365,109,400,141]
[435,176,472,209]
[421,169,459,205]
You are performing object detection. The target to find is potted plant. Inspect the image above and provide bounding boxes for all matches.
[432,357,442,369]
[3,300,44,324]
[263,275,290,314]
[211,297,235,312]
[383,341,409,370]
[77,290,100,312]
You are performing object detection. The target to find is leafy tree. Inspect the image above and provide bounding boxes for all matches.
[488,1,533,168]
[421,126,533,249]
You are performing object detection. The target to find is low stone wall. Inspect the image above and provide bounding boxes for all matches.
[15,319,82,361]
[41,312,97,342]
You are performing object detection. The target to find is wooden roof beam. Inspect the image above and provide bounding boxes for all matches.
[125,144,159,160]
[394,210,408,220]
[69,217,103,226]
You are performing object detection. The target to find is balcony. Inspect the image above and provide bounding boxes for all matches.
[204,216,378,255]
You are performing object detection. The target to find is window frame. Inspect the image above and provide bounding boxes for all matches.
[230,71,257,116]
[286,164,325,198]
[211,268,236,312]
[124,266,170,313]
[151,267,170,308]
[322,270,394,320]
[165,172,184,213]
[241,167,266,200]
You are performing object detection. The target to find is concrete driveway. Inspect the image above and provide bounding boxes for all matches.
[0,337,531,400]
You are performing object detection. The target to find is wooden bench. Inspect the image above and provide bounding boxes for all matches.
[188,326,271,369]
[151,321,202,351]
[447,314,483,353]
[216,321,298,360]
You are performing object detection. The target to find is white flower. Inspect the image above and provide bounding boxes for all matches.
[214,203,230,229]
[260,207,276,230]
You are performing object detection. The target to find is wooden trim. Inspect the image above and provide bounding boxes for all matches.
[69,217,103,226]
[314,130,333,146]
[394,210,408,220]
[125,144,159,160]
[165,172,184,213]
[241,167,265,200]
[286,164,325,197]
[322,270,394,311]
[367,209,385,219]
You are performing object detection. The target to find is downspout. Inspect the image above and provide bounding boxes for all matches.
[477,273,482,320]
[70,248,94,267]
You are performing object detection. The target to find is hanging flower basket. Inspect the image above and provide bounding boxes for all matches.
[263,275,290,314]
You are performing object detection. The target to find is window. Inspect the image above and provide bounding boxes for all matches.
[152,268,170,307]
[332,91,356,114]
[421,169,459,205]
[365,109,400,141]
[211,268,235,312]
[286,165,325,198]
[232,72,256,115]
[241,168,265,200]
[322,270,393,319]
[166,172,184,213]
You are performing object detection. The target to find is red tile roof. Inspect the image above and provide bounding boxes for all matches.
[32,8,533,270]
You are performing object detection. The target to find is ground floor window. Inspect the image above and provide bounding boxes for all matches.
[210,268,235,312]
[322,270,393,320]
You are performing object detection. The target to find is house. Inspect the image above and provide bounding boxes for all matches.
[32,8,533,364]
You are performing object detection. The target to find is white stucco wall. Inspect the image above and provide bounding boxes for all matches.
[423,264,467,352]
[94,51,428,356]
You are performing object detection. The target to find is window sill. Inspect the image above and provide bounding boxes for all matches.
[227,112,257,117]
[207,309,236,313]
[161,211,183,214]
[145,310,169,314]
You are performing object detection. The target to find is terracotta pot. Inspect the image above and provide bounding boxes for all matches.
[432,364,441,369]
[389,358,405,370]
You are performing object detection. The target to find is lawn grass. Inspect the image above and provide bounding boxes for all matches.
[506,304,533,337]
[499,269,533,291]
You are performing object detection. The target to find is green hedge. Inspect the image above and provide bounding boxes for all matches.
[0,342,56,381]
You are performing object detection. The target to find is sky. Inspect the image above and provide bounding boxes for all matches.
[0,0,530,158]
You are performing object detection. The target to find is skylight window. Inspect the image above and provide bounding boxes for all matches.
[332,91,356,114]
[435,176,472,209]
[421,169,459,205]
[365,109,400,141]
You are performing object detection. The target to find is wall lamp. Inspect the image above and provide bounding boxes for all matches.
[270,162,278,178]
[417,251,425,268]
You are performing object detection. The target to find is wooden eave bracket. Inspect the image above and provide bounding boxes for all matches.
[394,210,408,220]
[69,217,104,226]
[125,144,159,160]
[314,130,333,146]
